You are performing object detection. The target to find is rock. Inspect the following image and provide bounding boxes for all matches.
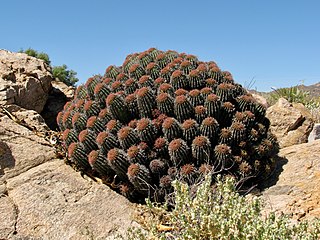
[0,49,53,113]
[2,104,50,133]
[261,140,320,220]
[0,115,55,182]
[41,80,75,131]
[308,123,320,142]
[0,113,138,239]
[266,98,314,148]
[4,160,136,240]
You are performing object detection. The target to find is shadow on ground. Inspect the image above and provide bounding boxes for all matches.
[259,155,288,190]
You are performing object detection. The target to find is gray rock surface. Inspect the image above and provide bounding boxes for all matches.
[266,98,314,148]
[0,115,137,240]
[0,50,53,113]
[261,140,320,220]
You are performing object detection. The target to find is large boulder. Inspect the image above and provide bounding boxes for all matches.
[0,113,137,239]
[0,50,53,113]
[261,140,320,221]
[41,80,75,130]
[266,98,314,148]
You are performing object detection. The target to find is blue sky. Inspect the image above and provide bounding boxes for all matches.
[1,0,319,92]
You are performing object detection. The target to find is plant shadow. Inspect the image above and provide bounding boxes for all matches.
[258,155,288,190]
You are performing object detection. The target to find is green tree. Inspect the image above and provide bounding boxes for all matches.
[52,65,79,86]
[19,48,78,86]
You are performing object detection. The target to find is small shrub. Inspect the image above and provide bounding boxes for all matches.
[126,175,320,240]
[268,86,320,122]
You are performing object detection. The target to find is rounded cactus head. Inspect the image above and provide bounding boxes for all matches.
[57,48,279,203]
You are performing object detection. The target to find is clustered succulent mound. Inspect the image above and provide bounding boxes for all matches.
[57,48,279,202]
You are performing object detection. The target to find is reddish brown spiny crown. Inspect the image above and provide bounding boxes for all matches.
[189,69,200,77]
[78,129,89,142]
[175,95,187,104]
[192,136,208,147]
[116,73,127,81]
[136,118,150,131]
[202,117,217,126]
[156,92,169,103]
[175,88,188,96]
[207,94,219,102]
[154,137,166,149]
[195,105,206,114]
[189,89,200,97]
[172,70,183,78]
[180,164,195,175]
[86,116,97,128]
[118,127,132,140]
[67,142,77,158]
[180,60,191,67]
[127,145,139,158]
[107,148,118,162]
[231,121,245,131]
[88,150,99,166]
[201,87,212,95]
[106,94,116,105]
[129,64,140,73]
[96,132,108,145]
[139,75,150,84]
[215,144,231,154]
[146,62,156,70]
[128,163,140,177]
[106,120,117,131]
[136,87,149,98]
[162,117,175,129]
[182,119,196,130]
[168,139,182,151]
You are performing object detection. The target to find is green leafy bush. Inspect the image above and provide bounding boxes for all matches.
[52,64,79,87]
[19,48,78,86]
[126,175,320,240]
[19,48,51,65]
[57,48,279,203]
[269,86,310,105]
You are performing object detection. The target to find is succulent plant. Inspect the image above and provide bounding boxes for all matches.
[57,48,279,203]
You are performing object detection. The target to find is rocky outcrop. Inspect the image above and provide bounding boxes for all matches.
[0,50,53,113]
[41,80,75,130]
[261,140,320,221]
[0,114,137,240]
[266,98,314,148]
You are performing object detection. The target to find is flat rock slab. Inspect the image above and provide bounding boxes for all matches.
[261,140,320,220]
[3,160,136,240]
[0,115,55,182]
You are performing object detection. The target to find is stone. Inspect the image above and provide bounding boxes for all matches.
[3,160,137,240]
[41,80,75,131]
[308,123,320,142]
[266,98,314,148]
[0,115,55,182]
[0,113,138,239]
[0,49,53,113]
[2,104,50,133]
[261,140,320,220]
